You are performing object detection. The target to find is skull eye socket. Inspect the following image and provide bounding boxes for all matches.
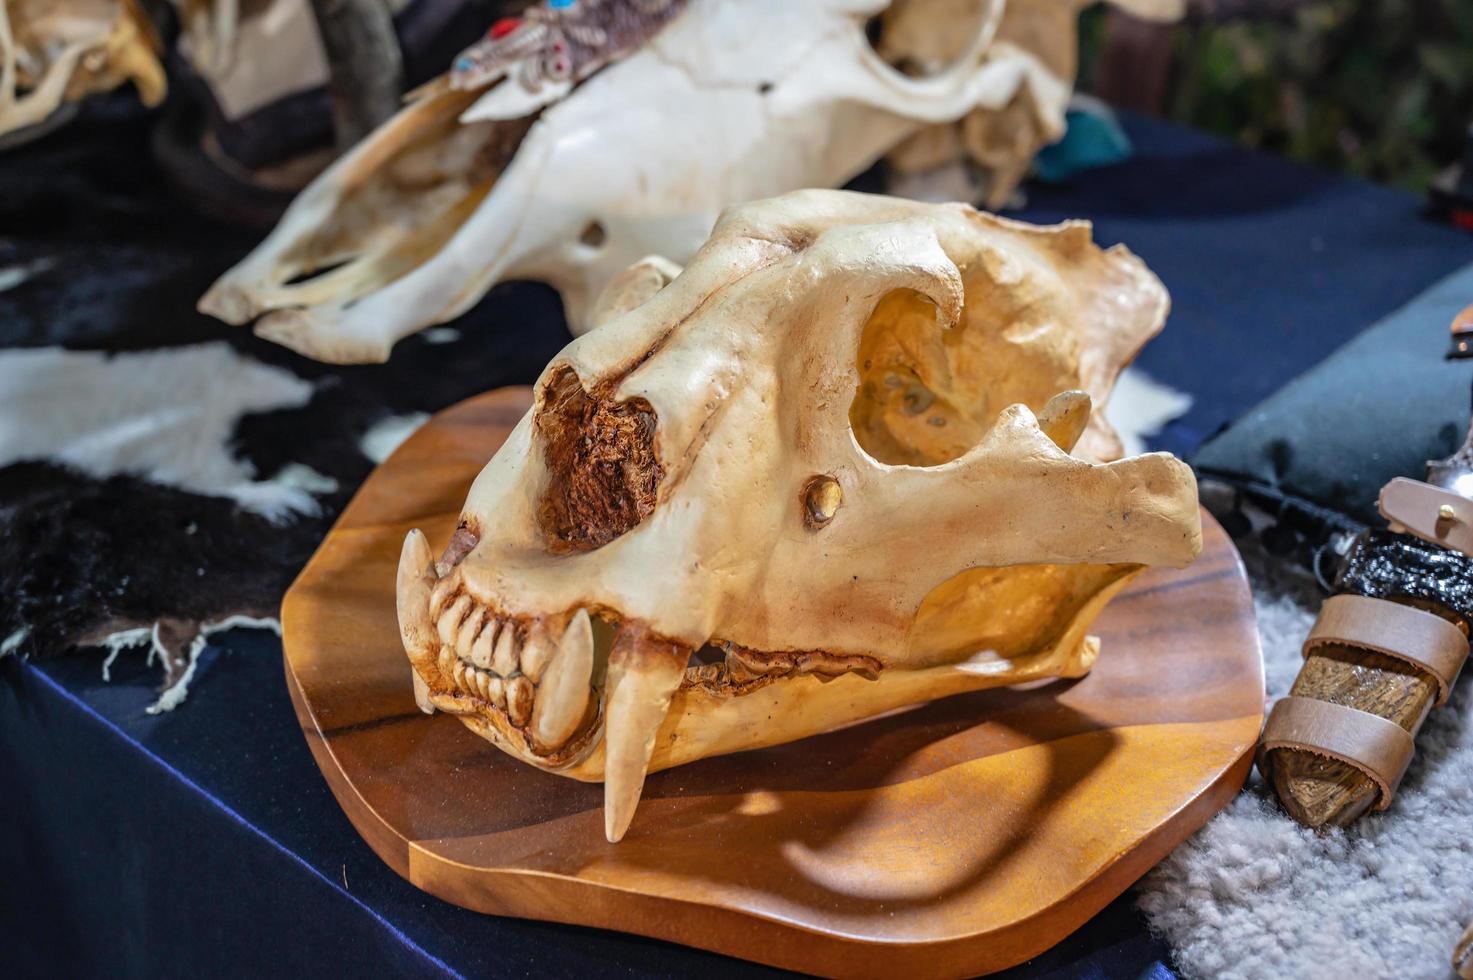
[535,366,663,553]
[850,288,982,465]
[849,281,1076,466]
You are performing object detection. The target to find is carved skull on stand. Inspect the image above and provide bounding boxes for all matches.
[199,0,1174,364]
[396,190,1201,841]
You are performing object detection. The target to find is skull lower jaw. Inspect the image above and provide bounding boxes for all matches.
[400,528,1138,840]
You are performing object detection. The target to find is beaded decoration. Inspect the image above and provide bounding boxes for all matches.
[449,0,688,94]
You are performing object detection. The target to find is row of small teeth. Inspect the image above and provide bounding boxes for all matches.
[427,575,593,749]
[440,647,535,723]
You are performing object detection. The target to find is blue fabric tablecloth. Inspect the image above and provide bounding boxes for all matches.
[5,110,1473,979]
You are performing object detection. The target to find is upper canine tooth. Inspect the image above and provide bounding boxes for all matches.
[505,675,534,727]
[531,610,595,750]
[396,529,438,670]
[519,623,555,683]
[601,625,690,843]
[437,595,471,647]
[471,621,497,669]
[456,607,485,660]
[491,622,519,676]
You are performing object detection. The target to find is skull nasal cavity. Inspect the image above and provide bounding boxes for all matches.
[536,367,663,552]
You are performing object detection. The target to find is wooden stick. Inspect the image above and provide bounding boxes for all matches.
[1269,639,1436,829]
[1457,918,1473,980]
[307,0,404,149]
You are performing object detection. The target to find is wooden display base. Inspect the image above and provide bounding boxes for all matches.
[282,387,1264,979]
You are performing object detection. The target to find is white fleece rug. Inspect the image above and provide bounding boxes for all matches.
[1136,543,1473,980]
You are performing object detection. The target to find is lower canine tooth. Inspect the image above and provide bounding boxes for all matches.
[488,675,506,708]
[491,623,519,676]
[453,661,468,690]
[531,609,595,749]
[602,625,689,843]
[438,595,471,647]
[506,675,533,726]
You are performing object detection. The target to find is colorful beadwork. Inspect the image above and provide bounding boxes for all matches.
[448,0,687,96]
[488,18,520,40]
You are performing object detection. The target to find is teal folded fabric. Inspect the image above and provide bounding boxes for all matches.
[1034,100,1133,183]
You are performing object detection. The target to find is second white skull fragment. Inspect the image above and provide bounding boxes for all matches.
[397,190,1202,842]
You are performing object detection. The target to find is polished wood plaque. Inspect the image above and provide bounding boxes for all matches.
[283,387,1264,978]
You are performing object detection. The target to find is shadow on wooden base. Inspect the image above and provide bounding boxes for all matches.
[282,387,1265,978]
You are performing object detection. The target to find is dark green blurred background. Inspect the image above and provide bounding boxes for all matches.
[1080,0,1473,192]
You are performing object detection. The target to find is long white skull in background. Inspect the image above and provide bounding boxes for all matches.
[396,190,1201,841]
[199,0,1180,364]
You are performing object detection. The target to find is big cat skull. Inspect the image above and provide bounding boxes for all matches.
[397,190,1201,841]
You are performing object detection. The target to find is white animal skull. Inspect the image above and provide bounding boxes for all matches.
[396,190,1201,841]
[199,0,1158,364]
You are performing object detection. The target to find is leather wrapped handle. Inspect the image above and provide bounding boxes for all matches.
[1304,594,1468,707]
[1259,696,1415,811]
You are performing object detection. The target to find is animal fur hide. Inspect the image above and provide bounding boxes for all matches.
[0,92,570,707]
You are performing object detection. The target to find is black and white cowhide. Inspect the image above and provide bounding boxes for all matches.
[0,93,569,709]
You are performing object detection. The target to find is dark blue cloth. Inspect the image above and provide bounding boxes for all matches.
[6,110,1473,980]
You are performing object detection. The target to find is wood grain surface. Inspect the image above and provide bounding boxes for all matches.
[282,387,1265,979]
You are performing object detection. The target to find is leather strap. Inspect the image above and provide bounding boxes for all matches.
[1379,477,1473,559]
[1259,696,1415,811]
[1304,594,1468,707]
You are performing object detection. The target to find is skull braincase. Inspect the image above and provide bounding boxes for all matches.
[398,190,1201,841]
